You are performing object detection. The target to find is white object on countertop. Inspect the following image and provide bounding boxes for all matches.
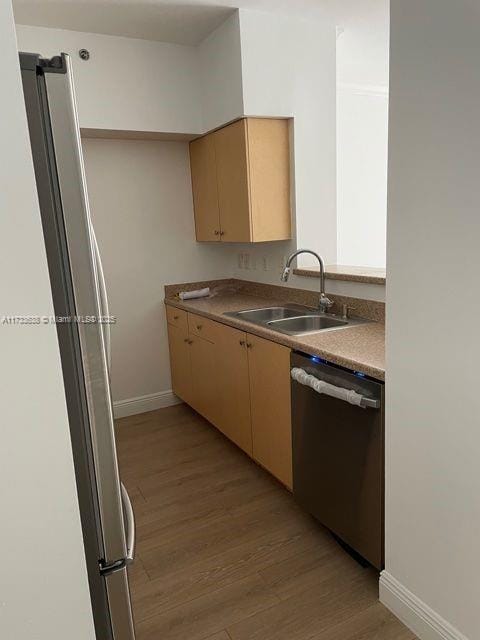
[291,367,363,407]
[179,287,210,300]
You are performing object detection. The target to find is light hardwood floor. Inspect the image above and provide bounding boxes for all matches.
[116,404,416,640]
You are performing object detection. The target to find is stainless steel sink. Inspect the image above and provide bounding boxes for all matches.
[232,306,306,323]
[268,315,348,335]
[224,305,368,336]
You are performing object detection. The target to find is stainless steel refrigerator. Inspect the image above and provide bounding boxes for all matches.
[20,52,136,639]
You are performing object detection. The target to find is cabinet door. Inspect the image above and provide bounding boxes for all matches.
[190,335,219,426]
[214,323,252,455]
[167,323,193,404]
[213,120,252,242]
[189,134,221,242]
[246,118,291,242]
[247,334,292,488]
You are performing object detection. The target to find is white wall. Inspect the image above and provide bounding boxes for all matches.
[0,3,95,639]
[336,83,388,267]
[82,138,232,406]
[198,11,244,132]
[15,15,339,275]
[382,2,480,639]
[15,24,202,134]
[239,9,337,268]
[230,244,386,301]
[336,6,389,268]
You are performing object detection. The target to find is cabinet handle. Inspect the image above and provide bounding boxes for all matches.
[184,338,189,343]
[214,230,220,236]
[196,324,202,330]
[246,342,253,349]
[239,340,245,347]
[189,339,194,345]
[220,230,225,236]
[174,315,179,320]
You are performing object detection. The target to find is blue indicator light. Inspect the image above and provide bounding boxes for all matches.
[354,371,366,378]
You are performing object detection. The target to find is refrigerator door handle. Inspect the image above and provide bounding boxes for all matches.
[121,483,136,564]
[91,227,111,373]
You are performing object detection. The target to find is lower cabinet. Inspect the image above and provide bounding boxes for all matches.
[166,306,292,488]
[189,333,218,426]
[214,323,252,456]
[247,334,293,489]
[166,322,193,406]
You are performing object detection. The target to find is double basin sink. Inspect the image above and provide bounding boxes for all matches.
[224,304,368,336]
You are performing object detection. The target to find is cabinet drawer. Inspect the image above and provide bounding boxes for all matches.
[166,306,188,331]
[188,313,217,343]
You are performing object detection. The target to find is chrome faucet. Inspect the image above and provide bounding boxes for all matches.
[281,249,333,313]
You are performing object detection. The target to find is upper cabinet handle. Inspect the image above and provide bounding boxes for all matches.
[173,315,179,320]
[214,230,220,236]
[239,340,246,347]
[196,324,202,330]
[246,342,253,349]
[220,230,225,236]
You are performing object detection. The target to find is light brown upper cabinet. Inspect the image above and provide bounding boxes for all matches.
[189,117,291,243]
[189,134,220,242]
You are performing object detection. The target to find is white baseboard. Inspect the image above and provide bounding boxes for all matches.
[380,572,469,640]
[113,390,182,418]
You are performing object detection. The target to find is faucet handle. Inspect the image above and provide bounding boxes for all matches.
[319,294,334,313]
[341,304,356,319]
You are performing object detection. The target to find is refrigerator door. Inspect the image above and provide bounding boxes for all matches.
[44,52,127,569]
[20,53,113,640]
[27,53,135,638]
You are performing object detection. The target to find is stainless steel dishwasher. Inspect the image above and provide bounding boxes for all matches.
[291,351,384,570]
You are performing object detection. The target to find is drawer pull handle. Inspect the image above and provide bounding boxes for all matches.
[173,315,179,320]
[184,338,189,343]
[196,325,202,330]
[246,342,253,349]
[239,340,245,347]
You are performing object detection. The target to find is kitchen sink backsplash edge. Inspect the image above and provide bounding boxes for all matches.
[164,278,385,324]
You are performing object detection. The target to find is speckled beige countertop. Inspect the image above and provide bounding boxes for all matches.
[164,280,385,381]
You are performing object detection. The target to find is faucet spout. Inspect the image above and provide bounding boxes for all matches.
[281,249,333,313]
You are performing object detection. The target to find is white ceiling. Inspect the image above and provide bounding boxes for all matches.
[13,0,388,46]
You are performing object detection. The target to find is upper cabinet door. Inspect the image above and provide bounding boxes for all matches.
[213,119,252,243]
[246,118,291,242]
[189,134,221,242]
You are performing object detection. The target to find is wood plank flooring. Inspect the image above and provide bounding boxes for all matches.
[115,404,416,640]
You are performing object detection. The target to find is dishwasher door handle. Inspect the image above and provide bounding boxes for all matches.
[291,367,380,409]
